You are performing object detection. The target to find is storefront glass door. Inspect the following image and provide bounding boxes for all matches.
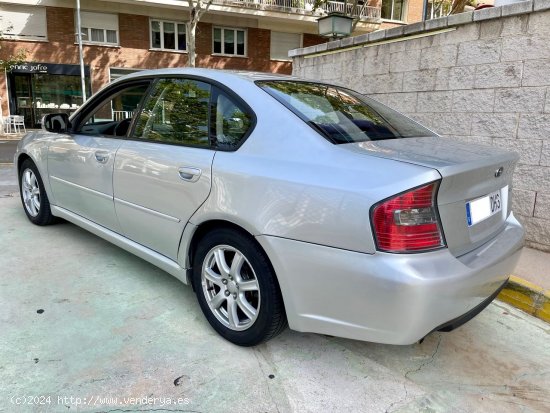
[13,75,33,127]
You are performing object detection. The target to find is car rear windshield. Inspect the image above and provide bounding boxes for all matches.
[257,81,436,144]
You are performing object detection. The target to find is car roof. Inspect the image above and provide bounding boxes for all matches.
[113,67,303,84]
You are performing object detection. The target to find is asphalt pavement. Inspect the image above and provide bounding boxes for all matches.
[0,140,18,164]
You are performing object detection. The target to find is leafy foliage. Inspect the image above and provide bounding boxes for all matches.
[0,19,27,71]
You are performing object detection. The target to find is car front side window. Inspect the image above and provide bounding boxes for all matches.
[77,83,150,137]
[133,78,212,147]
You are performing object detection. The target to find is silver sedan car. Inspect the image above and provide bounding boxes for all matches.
[15,69,524,346]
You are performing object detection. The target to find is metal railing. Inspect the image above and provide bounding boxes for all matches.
[112,110,135,121]
[210,0,381,22]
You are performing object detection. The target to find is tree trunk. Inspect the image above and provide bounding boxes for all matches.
[187,19,197,68]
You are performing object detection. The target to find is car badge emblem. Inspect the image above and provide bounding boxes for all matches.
[495,167,504,178]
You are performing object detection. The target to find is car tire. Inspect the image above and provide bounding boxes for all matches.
[19,159,56,226]
[193,228,287,346]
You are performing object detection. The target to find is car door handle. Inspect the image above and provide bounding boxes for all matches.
[178,167,201,182]
[94,151,109,164]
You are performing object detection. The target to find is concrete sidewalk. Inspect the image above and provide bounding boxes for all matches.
[1,196,549,413]
[500,247,550,323]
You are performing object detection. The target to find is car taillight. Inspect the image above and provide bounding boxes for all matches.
[371,182,445,253]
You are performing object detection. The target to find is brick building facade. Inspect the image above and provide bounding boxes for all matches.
[1,0,426,127]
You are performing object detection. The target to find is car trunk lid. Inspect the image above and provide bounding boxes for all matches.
[341,137,519,257]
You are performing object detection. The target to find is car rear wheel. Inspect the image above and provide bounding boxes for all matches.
[193,228,287,346]
[19,159,55,226]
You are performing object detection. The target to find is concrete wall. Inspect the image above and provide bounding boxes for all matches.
[292,1,550,252]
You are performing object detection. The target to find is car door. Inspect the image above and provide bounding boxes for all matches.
[47,80,151,231]
[113,78,216,260]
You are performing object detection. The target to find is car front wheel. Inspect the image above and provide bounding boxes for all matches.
[19,159,55,226]
[193,228,287,346]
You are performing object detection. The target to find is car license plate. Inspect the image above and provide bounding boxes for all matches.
[466,189,502,227]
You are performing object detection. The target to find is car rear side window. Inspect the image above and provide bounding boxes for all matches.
[212,88,253,150]
[133,78,211,147]
[257,81,436,144]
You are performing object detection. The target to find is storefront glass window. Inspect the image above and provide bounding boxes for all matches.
[11,73,90,128]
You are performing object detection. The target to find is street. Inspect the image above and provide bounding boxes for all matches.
[0,140,18,164]
[0,140,18,197]
[0,195,549,413]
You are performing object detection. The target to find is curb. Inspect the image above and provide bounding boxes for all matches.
[0,135,23,141]
[497,275,550,323]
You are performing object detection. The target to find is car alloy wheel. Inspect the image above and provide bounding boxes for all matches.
[21,168,41,217]
[201,245,261,331]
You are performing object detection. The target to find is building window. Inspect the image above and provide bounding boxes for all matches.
[270,32,302,61]
[381,0,407,22]
[0,5,47,40]
[150,19,187,51]
[426,0,452,19]
[77,12,119,46]
[213,27,246,57]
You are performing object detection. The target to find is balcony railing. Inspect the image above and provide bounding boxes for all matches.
[210,0,381,22]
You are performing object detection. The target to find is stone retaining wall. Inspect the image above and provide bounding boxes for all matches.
[291,0,550,251]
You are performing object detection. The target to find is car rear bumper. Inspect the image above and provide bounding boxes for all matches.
[256,213,524,345]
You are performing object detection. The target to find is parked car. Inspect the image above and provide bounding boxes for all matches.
[15,69,524,346]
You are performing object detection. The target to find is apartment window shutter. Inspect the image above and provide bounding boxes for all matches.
[270,32,301,61]
[80,12,118,31]
[0,5,47,39]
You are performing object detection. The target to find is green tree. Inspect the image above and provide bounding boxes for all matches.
[0,19,27,71]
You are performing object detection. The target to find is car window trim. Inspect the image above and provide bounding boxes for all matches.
[125,74,257,152]
[71,79,154,138]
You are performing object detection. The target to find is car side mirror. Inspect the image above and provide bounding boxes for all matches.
[42,113,71,133]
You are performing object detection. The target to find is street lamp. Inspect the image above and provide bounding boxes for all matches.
[317,12,353,40]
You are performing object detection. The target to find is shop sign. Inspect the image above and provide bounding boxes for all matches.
[9,63,48,73]
[9,62,90,76]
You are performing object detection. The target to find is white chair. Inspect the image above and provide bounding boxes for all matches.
[1,116,12,134]
[11,115,26,134]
